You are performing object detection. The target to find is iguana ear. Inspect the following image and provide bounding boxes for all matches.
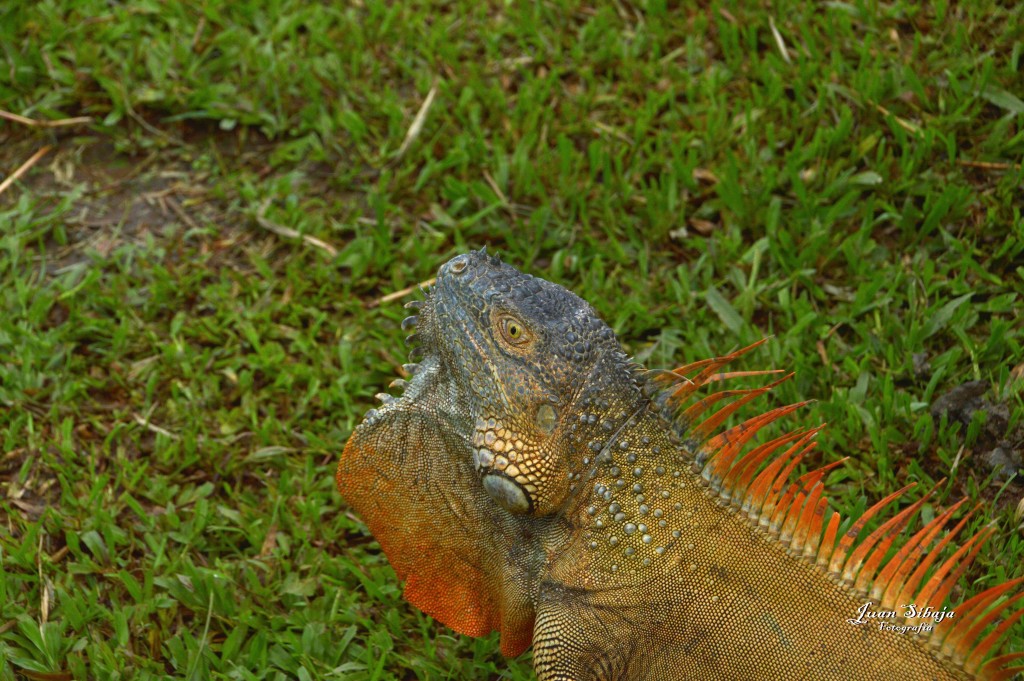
[337,404,536,657]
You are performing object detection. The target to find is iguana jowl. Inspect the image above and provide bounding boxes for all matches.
[337,249,1023,680]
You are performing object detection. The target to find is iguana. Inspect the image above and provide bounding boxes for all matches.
[337,249,1023,680]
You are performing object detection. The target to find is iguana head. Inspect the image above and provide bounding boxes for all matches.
[337,250,620,653]
[403,248,617,516]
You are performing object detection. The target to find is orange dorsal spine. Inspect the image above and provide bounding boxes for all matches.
[654,340,1024,680]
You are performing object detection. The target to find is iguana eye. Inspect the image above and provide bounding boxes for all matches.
[499,316,531,345]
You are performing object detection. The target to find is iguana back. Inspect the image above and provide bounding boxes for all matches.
[337,250,1023,680]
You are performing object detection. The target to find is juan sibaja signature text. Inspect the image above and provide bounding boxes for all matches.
[847,602,955,633]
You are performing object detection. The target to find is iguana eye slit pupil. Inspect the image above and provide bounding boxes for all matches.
[498,315,531,345]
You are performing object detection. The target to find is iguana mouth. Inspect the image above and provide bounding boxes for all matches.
[368,258,486,424]
[372,256,493,418]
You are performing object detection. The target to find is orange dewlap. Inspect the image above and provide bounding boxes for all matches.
[337,437,534,657]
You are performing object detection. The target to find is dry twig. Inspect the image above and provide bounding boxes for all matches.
[872,102,922,137]
[254,216,338,257]
[252,199,338,256]
[367,278,437,308]
[0,110,92,128]
[0,145,52,197]
[768,17,792,64]
[956,159,1020,171]
[395,82,438,158]
[133,413,181,440]
[165,196,203,232]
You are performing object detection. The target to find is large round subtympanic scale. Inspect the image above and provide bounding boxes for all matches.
[483,473,531,514]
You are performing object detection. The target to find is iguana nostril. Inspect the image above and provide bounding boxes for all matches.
[450,256,468,274]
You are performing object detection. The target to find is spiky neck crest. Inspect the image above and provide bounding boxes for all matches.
[621,339,1023,680]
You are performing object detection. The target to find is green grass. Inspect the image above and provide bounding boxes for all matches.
[1,0,1023,678]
